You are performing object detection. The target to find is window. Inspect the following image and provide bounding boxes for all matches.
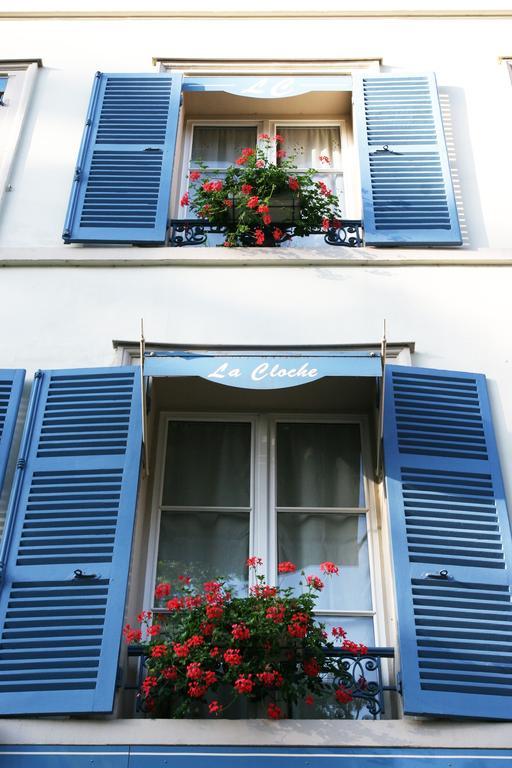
[179,118,348,247]
[0,60,40,212]
[63,67,462,247]
[146,412,381,649]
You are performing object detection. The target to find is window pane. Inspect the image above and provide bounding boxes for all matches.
[191,126,257,166]
[156,510,249,595]
[162,421,251,507]
[276,127,342,170]
[276,422,362,507]
[278,513,372,611]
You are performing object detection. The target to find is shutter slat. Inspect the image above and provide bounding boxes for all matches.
[354,73,462,245]
[384,365,512,719]
[0,367,141,715]
[63,73,182,244]
[0,370,24,497]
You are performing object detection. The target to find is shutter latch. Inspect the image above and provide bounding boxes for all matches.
[73,568,98,580]
[425,569,451,580]
[370,145,402,155]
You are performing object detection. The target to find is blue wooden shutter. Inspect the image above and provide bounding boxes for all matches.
[353,73,461,246]
[0,367,141,714]
[384,365,512,719]
[63,72,182,244]
[0,370,24,496]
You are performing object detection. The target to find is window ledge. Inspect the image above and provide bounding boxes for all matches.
[1,718,511,748]
[1,247,512,267]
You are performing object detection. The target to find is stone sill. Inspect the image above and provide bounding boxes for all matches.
[1,718,511,748]
[1,247,512,267]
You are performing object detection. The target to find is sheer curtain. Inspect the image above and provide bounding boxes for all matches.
[191,126,257,167]
[276,127,342,170]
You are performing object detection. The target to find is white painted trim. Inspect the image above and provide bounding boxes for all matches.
[0,61,38,211]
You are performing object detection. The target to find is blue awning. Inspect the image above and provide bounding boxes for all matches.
[144,349,382,390]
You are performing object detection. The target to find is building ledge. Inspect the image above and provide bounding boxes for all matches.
[1,718,511,748]
[1,247,512,267]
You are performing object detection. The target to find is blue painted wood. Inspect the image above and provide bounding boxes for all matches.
[384,365,512,719]
[353,73,461,246]
[182,75,351,97]
[144,350,382,388]
[1,746,511,768]
[63,72,182,244]
[0,367,142,714]
[0,370,24,496]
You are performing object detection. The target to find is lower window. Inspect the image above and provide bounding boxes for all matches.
[146,413,380,648]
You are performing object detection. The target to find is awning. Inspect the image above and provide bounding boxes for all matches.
[143,349,382,390]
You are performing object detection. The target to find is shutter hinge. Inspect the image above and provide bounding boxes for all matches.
[0,562,4,586]
[85,118,92,127]
[95,71,102,79]
[74,167,81,181]
[396,671,403,696]
[34,370,42,379]
[16,458,26,470]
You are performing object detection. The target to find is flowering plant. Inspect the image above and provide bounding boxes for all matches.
[181,134,342,247]
[124,558,368,719]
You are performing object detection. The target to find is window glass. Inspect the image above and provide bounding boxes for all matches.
[156,509,249,594]
[191,126,257,168]
[276,126,342,170]
[278,512,372,611]
[162,420,251,507]
[276,422,362,507]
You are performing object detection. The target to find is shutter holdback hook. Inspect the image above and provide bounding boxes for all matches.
[73,568,97,580]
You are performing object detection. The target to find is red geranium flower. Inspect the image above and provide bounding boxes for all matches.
[278,561,296,573]
[262,214,272,226]
[288,177,299,191]
[335,686,353,704]
[267,702,284,719]
[306,575,324,590]
[234,674,254,694]
[246,556,263,568]
[180,192,189,207]
[273,228,283,241]
[154,582,171,600]
[254,229,265,245]
[189,170,201,181]
[209,700,223,715]
[247,196,260,209]
[223,648,243,666]
[232,623,251,640]
[241,184,253,194]
[319,561,339,575]
[150,644,167,658]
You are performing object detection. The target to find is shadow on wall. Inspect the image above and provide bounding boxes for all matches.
[439,86,488,249]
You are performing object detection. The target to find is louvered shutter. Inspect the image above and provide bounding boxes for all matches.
[353,73,461,246]
[383,365,512,719]
[63,72,182,244]
[0,370,24,496]
[0,367,141,714]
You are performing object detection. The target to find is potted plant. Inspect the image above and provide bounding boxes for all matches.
[180,134,342,247]
[124,558,368,719]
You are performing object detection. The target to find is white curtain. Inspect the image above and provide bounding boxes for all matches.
[162,420,251,507]
[276,422,361,508]
[191,126,257,166]
[276,127,342,169]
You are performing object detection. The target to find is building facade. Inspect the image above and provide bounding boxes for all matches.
[0,1,511,765]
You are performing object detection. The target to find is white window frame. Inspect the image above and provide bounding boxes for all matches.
[144,410,386,648]
[0,60,40,212]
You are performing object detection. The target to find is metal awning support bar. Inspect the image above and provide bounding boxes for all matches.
[375,320,387,482]
[140,318,149,478]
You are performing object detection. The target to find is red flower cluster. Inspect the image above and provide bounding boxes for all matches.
[288,612,309,638]
[335,685,353,704]
[232,622,251,640]
[278,561,296,573]
[179,192,189,207]
[141,676,157,696]
[246,556,263,568]
[155,582,171,600]
[305,694,315,706]
[162,666,178,680]
[262,214,272,225]
[166,596,185,612]
[202,180,223,193]
[303,657,320,677]
[236,147,255,165]
[342,639,368,655]
[288,177,299,191]
[319,155,331,164]
[246,196,260,209]
[257,670,283,688]
[150,644,167,659]
[234,674,254,694]
[186,662,203,680]
[332,626,347,639]
[266,604,285,624]
[189,170,201,181]
[146,624,161,637]
[206,604,223,620]
[251,584,278,599]
[306,575,324,590]
[241,184,253,194]
[223,648,243,666]
[209,700,223,715]
[267,702,284,720]
[319,561,339,575]
[317,181,331,197]
[123,624,142,644]
[254,229,265,246]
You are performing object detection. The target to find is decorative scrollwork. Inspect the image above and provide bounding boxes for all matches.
[168,219,364,248]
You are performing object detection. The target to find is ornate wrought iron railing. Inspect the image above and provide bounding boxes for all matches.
[167,218,364,248]
[125,645,397,719]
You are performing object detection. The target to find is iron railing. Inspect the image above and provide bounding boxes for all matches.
[167,218,364,248]
[125,645,397,720]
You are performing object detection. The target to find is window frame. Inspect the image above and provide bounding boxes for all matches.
[144,409,386,648]
[178,116,351,219]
